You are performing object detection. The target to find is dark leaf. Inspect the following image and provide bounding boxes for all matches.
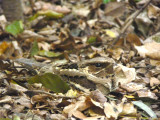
[30,40,39,57]
[29,73,70,93]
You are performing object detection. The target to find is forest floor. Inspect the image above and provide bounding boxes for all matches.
[0,0,160,119]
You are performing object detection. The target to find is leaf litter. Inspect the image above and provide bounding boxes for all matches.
[0,0,160,119]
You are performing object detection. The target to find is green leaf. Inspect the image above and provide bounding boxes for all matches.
[30,40,39,57]
[132,101,157,118]
[87,36,97,44]
[103,0,110,4]
[29,10,64,21]
[13,116,20,120]
[5,21,23,36]
[153,36,160,43]
[0,118,12,120]
[29,73,70,93]
[134,0,141,2]
[38,50,62,58]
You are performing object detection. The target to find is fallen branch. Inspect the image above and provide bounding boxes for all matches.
[28,90,78,99]
[112,0,153,46]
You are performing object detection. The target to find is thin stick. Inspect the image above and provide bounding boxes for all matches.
[112,0,153,46]
[30,90,78,99]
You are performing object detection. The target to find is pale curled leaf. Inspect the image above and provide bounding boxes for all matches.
[104,100,124,119]
[63,96,93,118]
[73,6,90,17]
[120,103,137,116]
[19,30,46,40]
[104,97,136,119]
[132,101,157,118]
[114,64,136,86]
[148,4,160,19]
[53,6,71,14]
[0,96,12,104]
[135,42,160,60]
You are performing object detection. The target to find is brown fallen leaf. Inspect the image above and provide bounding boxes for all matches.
[120,102,137,116]
[107,48,124,60]
[105,2,126,18]
[150,59,160,66]
[12,104,25,113]
[63,96,93,118]
[31,94,51,104]
[90,90,107,104]
[126,33,142,46]
[148,4,160,19]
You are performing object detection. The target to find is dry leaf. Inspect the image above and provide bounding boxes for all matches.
[90,90,107,104]
[120,82,146,92]
[144,32,160,43]
[148,4,160,19]
[105,2,126,18]
[104,97,136,119]
[150,77,160,87]
[31,94,50,104]
[135,11,153,36]
[107,48,124,60]
[104,100,124,119]
[126,33,141,46]
[150,59,160,66]
[50,114,66,120]
[114,64,136,87]
[19,30,46,40]
[120,103,137,116]
[0,41,10,55]
[63,96,93,117]
[73,6,90,17]
[53,6,71,14]
[136,90,157,99]
[135,42,160,60]
[0,96,12,104]
[15,96,32,108]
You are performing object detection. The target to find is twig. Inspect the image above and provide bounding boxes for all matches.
[111,0,153,46]
[30,90,78,99]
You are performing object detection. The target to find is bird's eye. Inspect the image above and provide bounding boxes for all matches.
[95,63,102,67]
